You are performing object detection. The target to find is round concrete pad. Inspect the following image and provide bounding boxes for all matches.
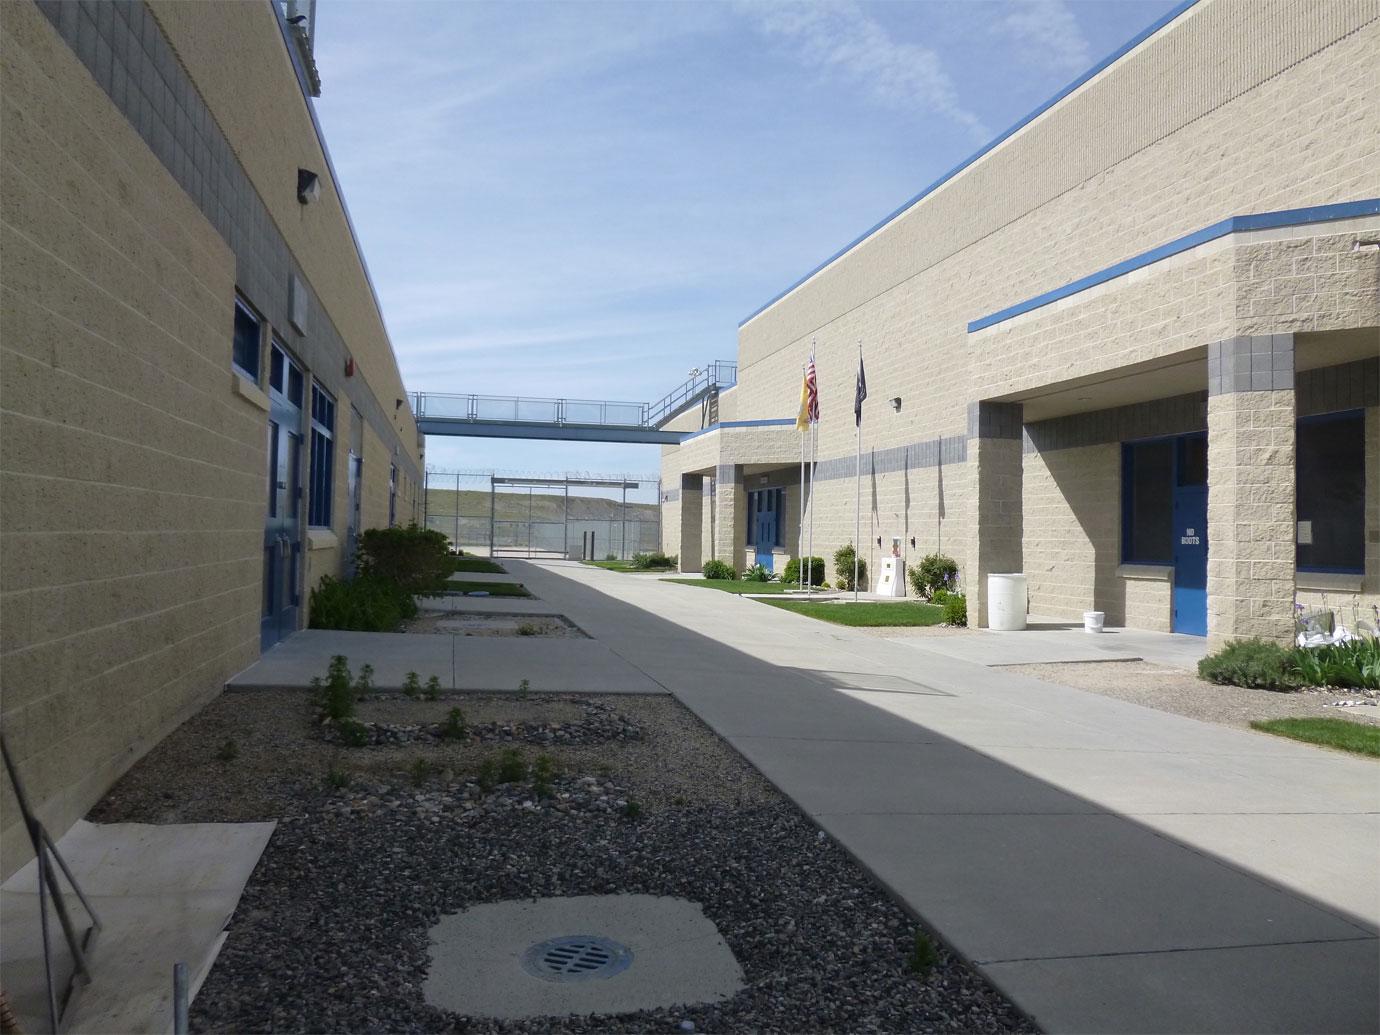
[423,894,744,1019]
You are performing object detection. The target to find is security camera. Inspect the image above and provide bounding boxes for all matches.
[890,397,902,412]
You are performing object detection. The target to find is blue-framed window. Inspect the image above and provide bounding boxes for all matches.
[1121,439,1174,564]
[232,298,262,380]
[388,464,398,527]
[1297,410,1364,573]
[308,383,335,527]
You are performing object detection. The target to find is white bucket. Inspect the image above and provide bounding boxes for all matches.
[987,573,1028,631]
[1083,611,1105,634]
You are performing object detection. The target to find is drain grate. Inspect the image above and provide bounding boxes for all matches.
[521,935,633,983]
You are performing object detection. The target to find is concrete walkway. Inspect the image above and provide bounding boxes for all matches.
[502,560,1380,1034]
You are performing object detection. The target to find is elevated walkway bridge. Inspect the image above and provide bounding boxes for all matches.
[412,361,737,444]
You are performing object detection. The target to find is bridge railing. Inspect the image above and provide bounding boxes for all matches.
[411,360,737,431]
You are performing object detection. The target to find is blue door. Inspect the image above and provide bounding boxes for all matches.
[261,342,305,650]
[1171,435,1208,636]
[753,490,778,571]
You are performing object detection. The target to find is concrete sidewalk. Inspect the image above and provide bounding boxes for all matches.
[512,560,1379,1034]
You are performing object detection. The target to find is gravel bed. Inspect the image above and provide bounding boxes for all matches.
[1003,660,1380,730]
[321,697,643,747]
[90,690,1034,1034]
[403,612,586,638]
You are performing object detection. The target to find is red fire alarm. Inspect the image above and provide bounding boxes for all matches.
[344,356,355,377]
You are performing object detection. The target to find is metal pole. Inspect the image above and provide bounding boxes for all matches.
[799,396,806,592]
[854,377,862,602]
[453,473,460,551]
[527,486,533,559]
[488,475,496,558]
[621,483,628,560]
[808,422,816,595]
[173,962,189,1035]
[563,478,569,559]
[656,478,662,556]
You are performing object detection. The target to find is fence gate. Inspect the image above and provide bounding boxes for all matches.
[423,470,661,560]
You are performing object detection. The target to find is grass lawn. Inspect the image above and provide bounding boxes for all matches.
[762,600,948,627]
[665,579,794,595]
[445,580,531,598]
[1249,718,1380,757]
[581,559,677,574]
[447,556,506,574]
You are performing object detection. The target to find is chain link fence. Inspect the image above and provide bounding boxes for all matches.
[424,469,662,560]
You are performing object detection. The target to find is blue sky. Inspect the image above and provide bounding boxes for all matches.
[314,0,1181,479]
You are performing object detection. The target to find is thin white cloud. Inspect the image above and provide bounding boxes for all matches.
[739,1,989,141]
[996,0,1092,76]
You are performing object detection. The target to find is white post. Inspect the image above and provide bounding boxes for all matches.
[854,417,861,602]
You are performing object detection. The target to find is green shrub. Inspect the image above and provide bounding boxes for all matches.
[631,552,676,570]
[324,764,351,790]
[932,588,950,605]
[336,718,369,747]
[476,758,498,793]
[743,563,772,583]
[941,593,968,627]
[314,655,355,721]
[833,544,868,592]
[410,757,438,786]
[424,675,442,700]
[1290,638,1379,690]
[357,524,450,593]
[532,754,558,798]
[702,559,736,581]
[782,556,826,587]
[216,738,239,763]
[441,707,467,740]
[309,574,416,632]
[909,554,959,601]
[907,930,939,976]
[605,553,618,562]
[497,748,527,783]
[354,663,375,694]
[622,800,643,821]
[1198,639,1300,690]
[403,671,422,699]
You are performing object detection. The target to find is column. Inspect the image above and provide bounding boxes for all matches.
[677,474,703,573]
[713,463,746,572]
[969,402,1024,629]
[1206,333,1296,645]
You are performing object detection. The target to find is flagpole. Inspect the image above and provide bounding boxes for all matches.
[798,365,806,593]
[854,342,862,603]
[808,420,816,595]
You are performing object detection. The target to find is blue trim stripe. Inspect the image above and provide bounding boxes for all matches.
[969,199,1380,333]
[739,0,1202,328]
[680,418,797,443]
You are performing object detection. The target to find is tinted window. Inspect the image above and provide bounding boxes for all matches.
[233,300,260,379]
[1122,440,1173,564]
[1297,412,1364,572]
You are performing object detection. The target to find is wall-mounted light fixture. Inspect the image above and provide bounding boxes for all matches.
[909,536,916,548]
[890,397,902,412]
[297,168,321,205]
[876,536,882,547]
[395,399,404,411]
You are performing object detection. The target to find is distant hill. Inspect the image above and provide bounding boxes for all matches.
[425,488,657,523]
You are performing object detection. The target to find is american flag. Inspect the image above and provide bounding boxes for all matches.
[805,354,819,424]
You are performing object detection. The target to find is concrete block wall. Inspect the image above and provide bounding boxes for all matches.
[0,0,425,878]
[0,1,258,876]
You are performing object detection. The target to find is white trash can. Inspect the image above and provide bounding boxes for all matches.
[987,573,1028,631]
[1083,610,1105,634]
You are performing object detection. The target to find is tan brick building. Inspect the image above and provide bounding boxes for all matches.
[1,1,424,875]
[661,0,1379,644]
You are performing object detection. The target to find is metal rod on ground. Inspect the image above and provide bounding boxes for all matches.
[173,963,189,1035]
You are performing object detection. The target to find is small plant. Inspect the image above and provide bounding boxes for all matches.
[605,553,618,562]
[1198,639,1300,690]
[622,800,643,821]
[909,554,959,601]
[630,551,676,571]
[516,622,541,636]
[782,556,826,587]
[402,671,422,699]
[354,663,375,694]
[497,748,527,783]
[324,764,351,790]
[532,754,558,798]
[941,593,968,628]
[309,574,417,632]
[315,655,355,721]
[743,563,772,583]
[906,930,940,976]
[410,757,438,786]
[336,718,370,747]
[702,559,736,581]
[518,678,530,700]
[441,706,468,740]
[424,675,442,700]
[833,544,868,592]
[476,757,498,793]
[357,523,451,593]
[216,738,239,763]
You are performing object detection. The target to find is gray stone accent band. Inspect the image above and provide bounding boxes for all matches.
[1208,334,1294,396]
[1297,357,1379,415]
[1025,392,1207,454]
[967,401,1023,440]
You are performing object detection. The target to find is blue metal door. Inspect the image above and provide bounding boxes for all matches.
[1171,434,1208,636]
[754,493,777,571]
[261,343,305,650]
